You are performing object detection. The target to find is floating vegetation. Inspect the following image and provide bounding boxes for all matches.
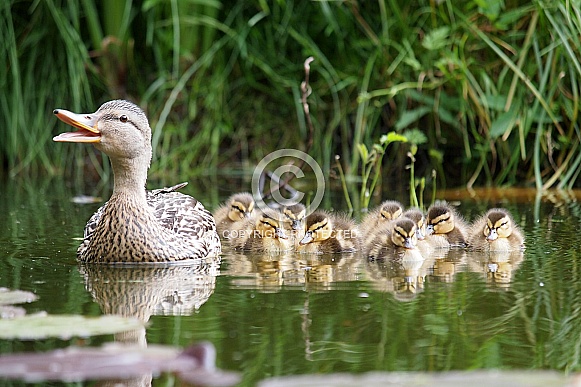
[0,314,145,340]
[0,342,240,385]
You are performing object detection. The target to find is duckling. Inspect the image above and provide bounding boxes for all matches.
[402,208,427,241]
[425,204,468,248]
[229,209,293,253]
[53,99,221,263]
[296,211,359,254]
[280,203,307,244]
[365,218,419,261]
[213,192,255,239]
[281,203,306,230]
[468,208,524,251]
[359,200,404,246]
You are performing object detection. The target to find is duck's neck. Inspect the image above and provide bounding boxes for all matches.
[109,153,150,201]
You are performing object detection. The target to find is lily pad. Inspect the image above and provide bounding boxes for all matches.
[0,288,37,306]
[0,314,145,340]
[0,342,240,386]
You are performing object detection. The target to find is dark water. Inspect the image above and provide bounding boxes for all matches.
[1,178,581,386]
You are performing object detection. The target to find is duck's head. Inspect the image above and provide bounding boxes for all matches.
[403,209,426,240]
[390,218,418,249]
[299,212,332,245]
[53,100,151,161]
[483,209,513,241]
[426,206,455,235]
[255,210,287,240]
[379,200,404,220]
[227,193,255,222]
[283,203,306,230]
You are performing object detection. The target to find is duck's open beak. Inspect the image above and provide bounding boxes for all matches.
[53,109,101,143]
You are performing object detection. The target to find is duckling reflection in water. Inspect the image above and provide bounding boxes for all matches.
[468,208,525,251]
[297,211,359,254]
[213,192,255,239]
[365,251,432,301]
[229,209,293,253]
[425,204,468,248]
[466,249,524,291]
[365,218,420,261]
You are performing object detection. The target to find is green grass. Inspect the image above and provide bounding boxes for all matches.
[1,0,580,197]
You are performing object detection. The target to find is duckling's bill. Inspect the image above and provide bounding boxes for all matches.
[53,109,101,143]
[299,232,313,245]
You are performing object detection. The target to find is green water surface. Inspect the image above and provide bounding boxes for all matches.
[1,178,580,386]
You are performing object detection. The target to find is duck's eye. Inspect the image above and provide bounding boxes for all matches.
[119,115,128,123]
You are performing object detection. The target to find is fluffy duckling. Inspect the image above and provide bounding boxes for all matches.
[402,208,427,241]
[213,192,255,239]
[297,211,359,254]
[281,203,306,231]
[365,218,419,261]
[280,203,307,244]
[468,208,524,251]
[229,209,292,253]
[425,204,468,248]
[359,200,404,245]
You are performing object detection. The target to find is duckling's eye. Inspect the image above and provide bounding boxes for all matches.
[232,205,244,213]
[119,115,128,123]
[433,216,450,225]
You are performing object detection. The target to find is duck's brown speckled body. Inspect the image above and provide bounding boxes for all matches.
[54,100,221,263]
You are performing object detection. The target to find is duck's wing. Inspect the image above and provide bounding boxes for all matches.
[78,202,106,256]
[148,187,221,256]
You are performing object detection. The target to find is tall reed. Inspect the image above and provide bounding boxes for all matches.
[1,1,579,193]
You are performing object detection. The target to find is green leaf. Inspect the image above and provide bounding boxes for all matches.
[422,27,451,51]
[395,107,432,130]
[380,132,408,145]
[357,143,369,163]
[402,128,428,145]
[489,108,519,139]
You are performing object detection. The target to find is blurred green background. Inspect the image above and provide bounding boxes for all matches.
[2,0,580,192]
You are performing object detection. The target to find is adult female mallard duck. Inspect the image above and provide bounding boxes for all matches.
[364,217,419,261]
[229,209,292,253]
[425,204,468,248]
[468,208,525,251]
[213,192,255,239]
[297,211,359,254]
[53,100,221,263]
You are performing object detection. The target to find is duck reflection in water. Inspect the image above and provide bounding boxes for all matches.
[79,261,219,386]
